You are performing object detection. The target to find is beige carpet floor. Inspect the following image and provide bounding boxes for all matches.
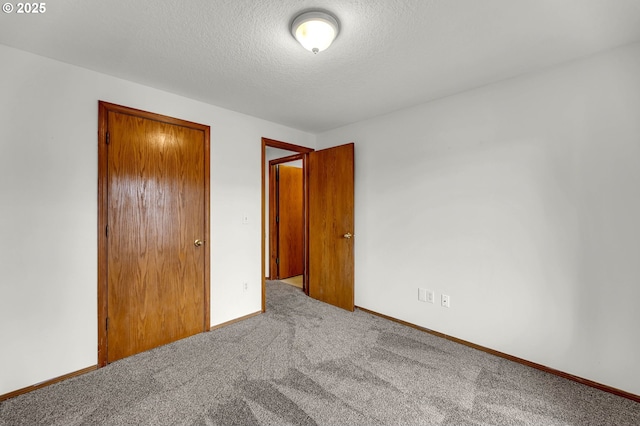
[280,274,303,288]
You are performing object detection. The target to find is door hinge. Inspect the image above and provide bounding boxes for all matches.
[276,166,279,181]
[276,216,279,223]
[106,317,109,331]
[106,132,110,145]
[105,225,109,237]
[276,258,279,264]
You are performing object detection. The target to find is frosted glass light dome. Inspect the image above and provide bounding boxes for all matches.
[291,11,340,54]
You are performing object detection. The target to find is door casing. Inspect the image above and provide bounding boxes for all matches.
[262,138,313,310]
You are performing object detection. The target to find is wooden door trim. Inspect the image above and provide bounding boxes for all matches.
[261,138,313,312]
[98,101,210,367]
[97,103,108,367]
[263,138,313,154]
[269,153,305,166]
[268,163,278,280]
[273,164,304,280]
[302,153,310,296]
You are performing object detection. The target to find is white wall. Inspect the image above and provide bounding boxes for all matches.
[317,42,640,396]
[0,44,315,396]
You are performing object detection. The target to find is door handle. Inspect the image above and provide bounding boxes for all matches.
[343,233,353,239]
[194,239,204,247]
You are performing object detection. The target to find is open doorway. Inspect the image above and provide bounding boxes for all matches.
[261,138,356,313]
[269,156,304,288]
[261,138,313,311]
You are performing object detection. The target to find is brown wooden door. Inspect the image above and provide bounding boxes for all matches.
[307,143,355,311]
[278,165,304,279]
[104,107,208,363]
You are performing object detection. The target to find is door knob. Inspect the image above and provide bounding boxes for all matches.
[194,239,204,247]
[343,233,353,239]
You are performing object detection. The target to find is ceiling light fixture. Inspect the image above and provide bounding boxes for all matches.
[291,10,340,54]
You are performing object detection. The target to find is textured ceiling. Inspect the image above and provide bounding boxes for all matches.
[1,0,640,132]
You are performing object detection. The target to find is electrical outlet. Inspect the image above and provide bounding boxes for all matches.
[243,282,248,291]
[418,288,427,302]
[441,294,450,308]
[242,213,249,225]
[426,289,435,304]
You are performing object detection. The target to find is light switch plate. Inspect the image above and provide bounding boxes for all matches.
[418,288,427,302]
[426,289,434,304]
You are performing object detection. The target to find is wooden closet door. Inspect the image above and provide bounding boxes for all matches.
[277,165,304,279]
[105,109,207,363]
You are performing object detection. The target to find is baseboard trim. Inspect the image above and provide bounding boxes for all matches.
[210,310,262,331]
[1,312,264,402]
[356,306,640,404]
[6,309,635,404]
[0,365,97,402]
